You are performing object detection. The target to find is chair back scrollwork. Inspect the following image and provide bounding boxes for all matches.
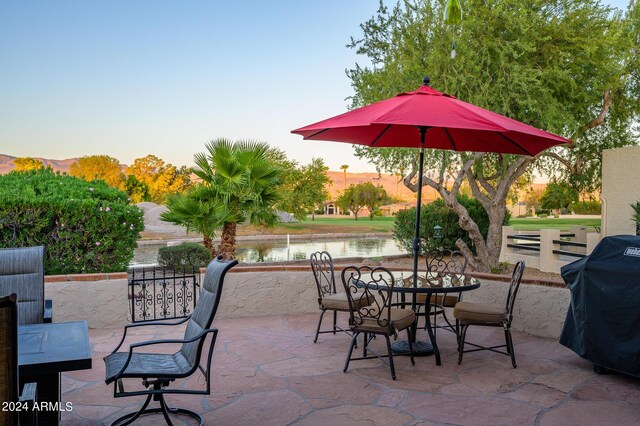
[310,251,336,302]
[341,266,394,332]
[426,249,468,275]
[505,261,525,327]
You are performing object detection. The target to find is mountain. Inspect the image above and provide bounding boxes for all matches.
[0,154,78,174]
[325,171,435,202]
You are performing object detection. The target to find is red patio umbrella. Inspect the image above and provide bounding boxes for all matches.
[292,77,570,287]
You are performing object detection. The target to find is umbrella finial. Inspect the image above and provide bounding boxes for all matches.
[423,76,431,86]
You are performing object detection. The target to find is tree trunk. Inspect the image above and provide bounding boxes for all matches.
[202,235,217,258]
[218,221,237,260]
[404,153,532,272]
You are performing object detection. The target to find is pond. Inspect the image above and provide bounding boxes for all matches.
[132,236,406,265]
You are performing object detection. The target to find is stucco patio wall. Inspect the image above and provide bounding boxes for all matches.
[45,269,570,339]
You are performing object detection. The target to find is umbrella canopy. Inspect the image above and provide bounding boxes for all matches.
[292,77,570,301]
[292,77,570,155]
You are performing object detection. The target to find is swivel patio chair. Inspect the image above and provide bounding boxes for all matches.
[104,256,237,425]
[0,294,37,426]
[310,251,372,343]
[341,266,416,380]
[416,249,468,337]
[0,246,52,324]
[454,261,525,368]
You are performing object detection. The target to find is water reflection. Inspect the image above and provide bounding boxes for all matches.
[132,237,405,265]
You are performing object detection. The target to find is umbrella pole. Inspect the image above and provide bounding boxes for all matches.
[412,127,428,308]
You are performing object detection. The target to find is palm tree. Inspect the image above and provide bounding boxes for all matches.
[195,138,282,259]
[161,186,230,257]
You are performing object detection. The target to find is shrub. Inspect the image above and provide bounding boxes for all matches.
[568,200,601,215]
[535,209,551,216]
[157,243,211,270]
[393,195,510,254]
[0,169,144,274]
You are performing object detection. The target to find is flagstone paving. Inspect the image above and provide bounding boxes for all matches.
[60,313,640,425]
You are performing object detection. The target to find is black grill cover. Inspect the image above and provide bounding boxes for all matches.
[560,235,640,377]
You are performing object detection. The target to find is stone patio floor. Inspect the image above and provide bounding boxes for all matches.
[61,313,640,425]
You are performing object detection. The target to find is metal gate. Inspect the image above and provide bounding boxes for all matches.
[128,266,200,322]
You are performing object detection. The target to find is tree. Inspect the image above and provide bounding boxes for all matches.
[539,182,579,213]
[357,182,390,220]
[162,139,282,259]
[336,182,390,220]
[68,155,124,188]
[161,186,230,256]
[278,158,331,221]
[336,184,365,220]
[348,0,639,271]
[123,174,149,203]
[13,157,43,172]
[523,187,543,216]
[126,155,192,203]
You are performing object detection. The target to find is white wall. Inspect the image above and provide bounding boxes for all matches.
[602,146,640,236]
[45,270,569,339]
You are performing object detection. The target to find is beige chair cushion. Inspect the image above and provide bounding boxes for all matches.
[322,292,372,311]
[416,293,459,307]
[453,301,507,324]
[355,308,416,333]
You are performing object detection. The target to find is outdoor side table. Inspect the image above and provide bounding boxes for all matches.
[18,320,92,426]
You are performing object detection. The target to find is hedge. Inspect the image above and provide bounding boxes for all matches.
[393,195,510,255]
[0,169,144,274]
[158,242,211,270]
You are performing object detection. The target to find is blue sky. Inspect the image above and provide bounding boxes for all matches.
[0,0,632,172]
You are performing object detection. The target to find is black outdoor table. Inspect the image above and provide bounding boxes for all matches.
[387,271,481,365]
[18,320,92,425]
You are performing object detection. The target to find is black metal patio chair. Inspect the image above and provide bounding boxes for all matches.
[341,265,416,380]
[454,261,525,368]
[416,249,468,337]
[310,251,372,343]
[104,256,237,425]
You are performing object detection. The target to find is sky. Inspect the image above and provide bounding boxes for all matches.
[0,0,632,173]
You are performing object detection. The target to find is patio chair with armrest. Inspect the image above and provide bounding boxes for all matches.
[454,261,525,368]
[342,265,416,380]
[104,256,237,426]
[416,249,468,337]
[0,294,38,426]
[310,251,372,343]
[0,246,52,324]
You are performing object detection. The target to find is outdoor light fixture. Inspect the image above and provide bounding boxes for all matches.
[433,224,442,239]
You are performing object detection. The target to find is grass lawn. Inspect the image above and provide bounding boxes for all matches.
[237,216,395,236]
[509,217,601,231]
[236,215,601,236]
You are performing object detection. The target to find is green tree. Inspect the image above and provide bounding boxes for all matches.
[13,157,43,172]
[68,155,124,188]
[357,181,390,220]
[162,139,282,259]
[348,0,639,271]
[539,182,579,212]
[123,174,149,203]
[126,155,192,203]
[161,186,230,256]
[278,158,331,221]
[336,185,364,220]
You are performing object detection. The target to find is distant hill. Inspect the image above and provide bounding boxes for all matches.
[0,154,78,174]
[325,170,434,202]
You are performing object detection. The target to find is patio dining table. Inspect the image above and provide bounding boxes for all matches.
[386,270,481,365]
[18,320,92,425]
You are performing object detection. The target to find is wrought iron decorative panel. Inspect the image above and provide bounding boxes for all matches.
[128,266,200,322]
